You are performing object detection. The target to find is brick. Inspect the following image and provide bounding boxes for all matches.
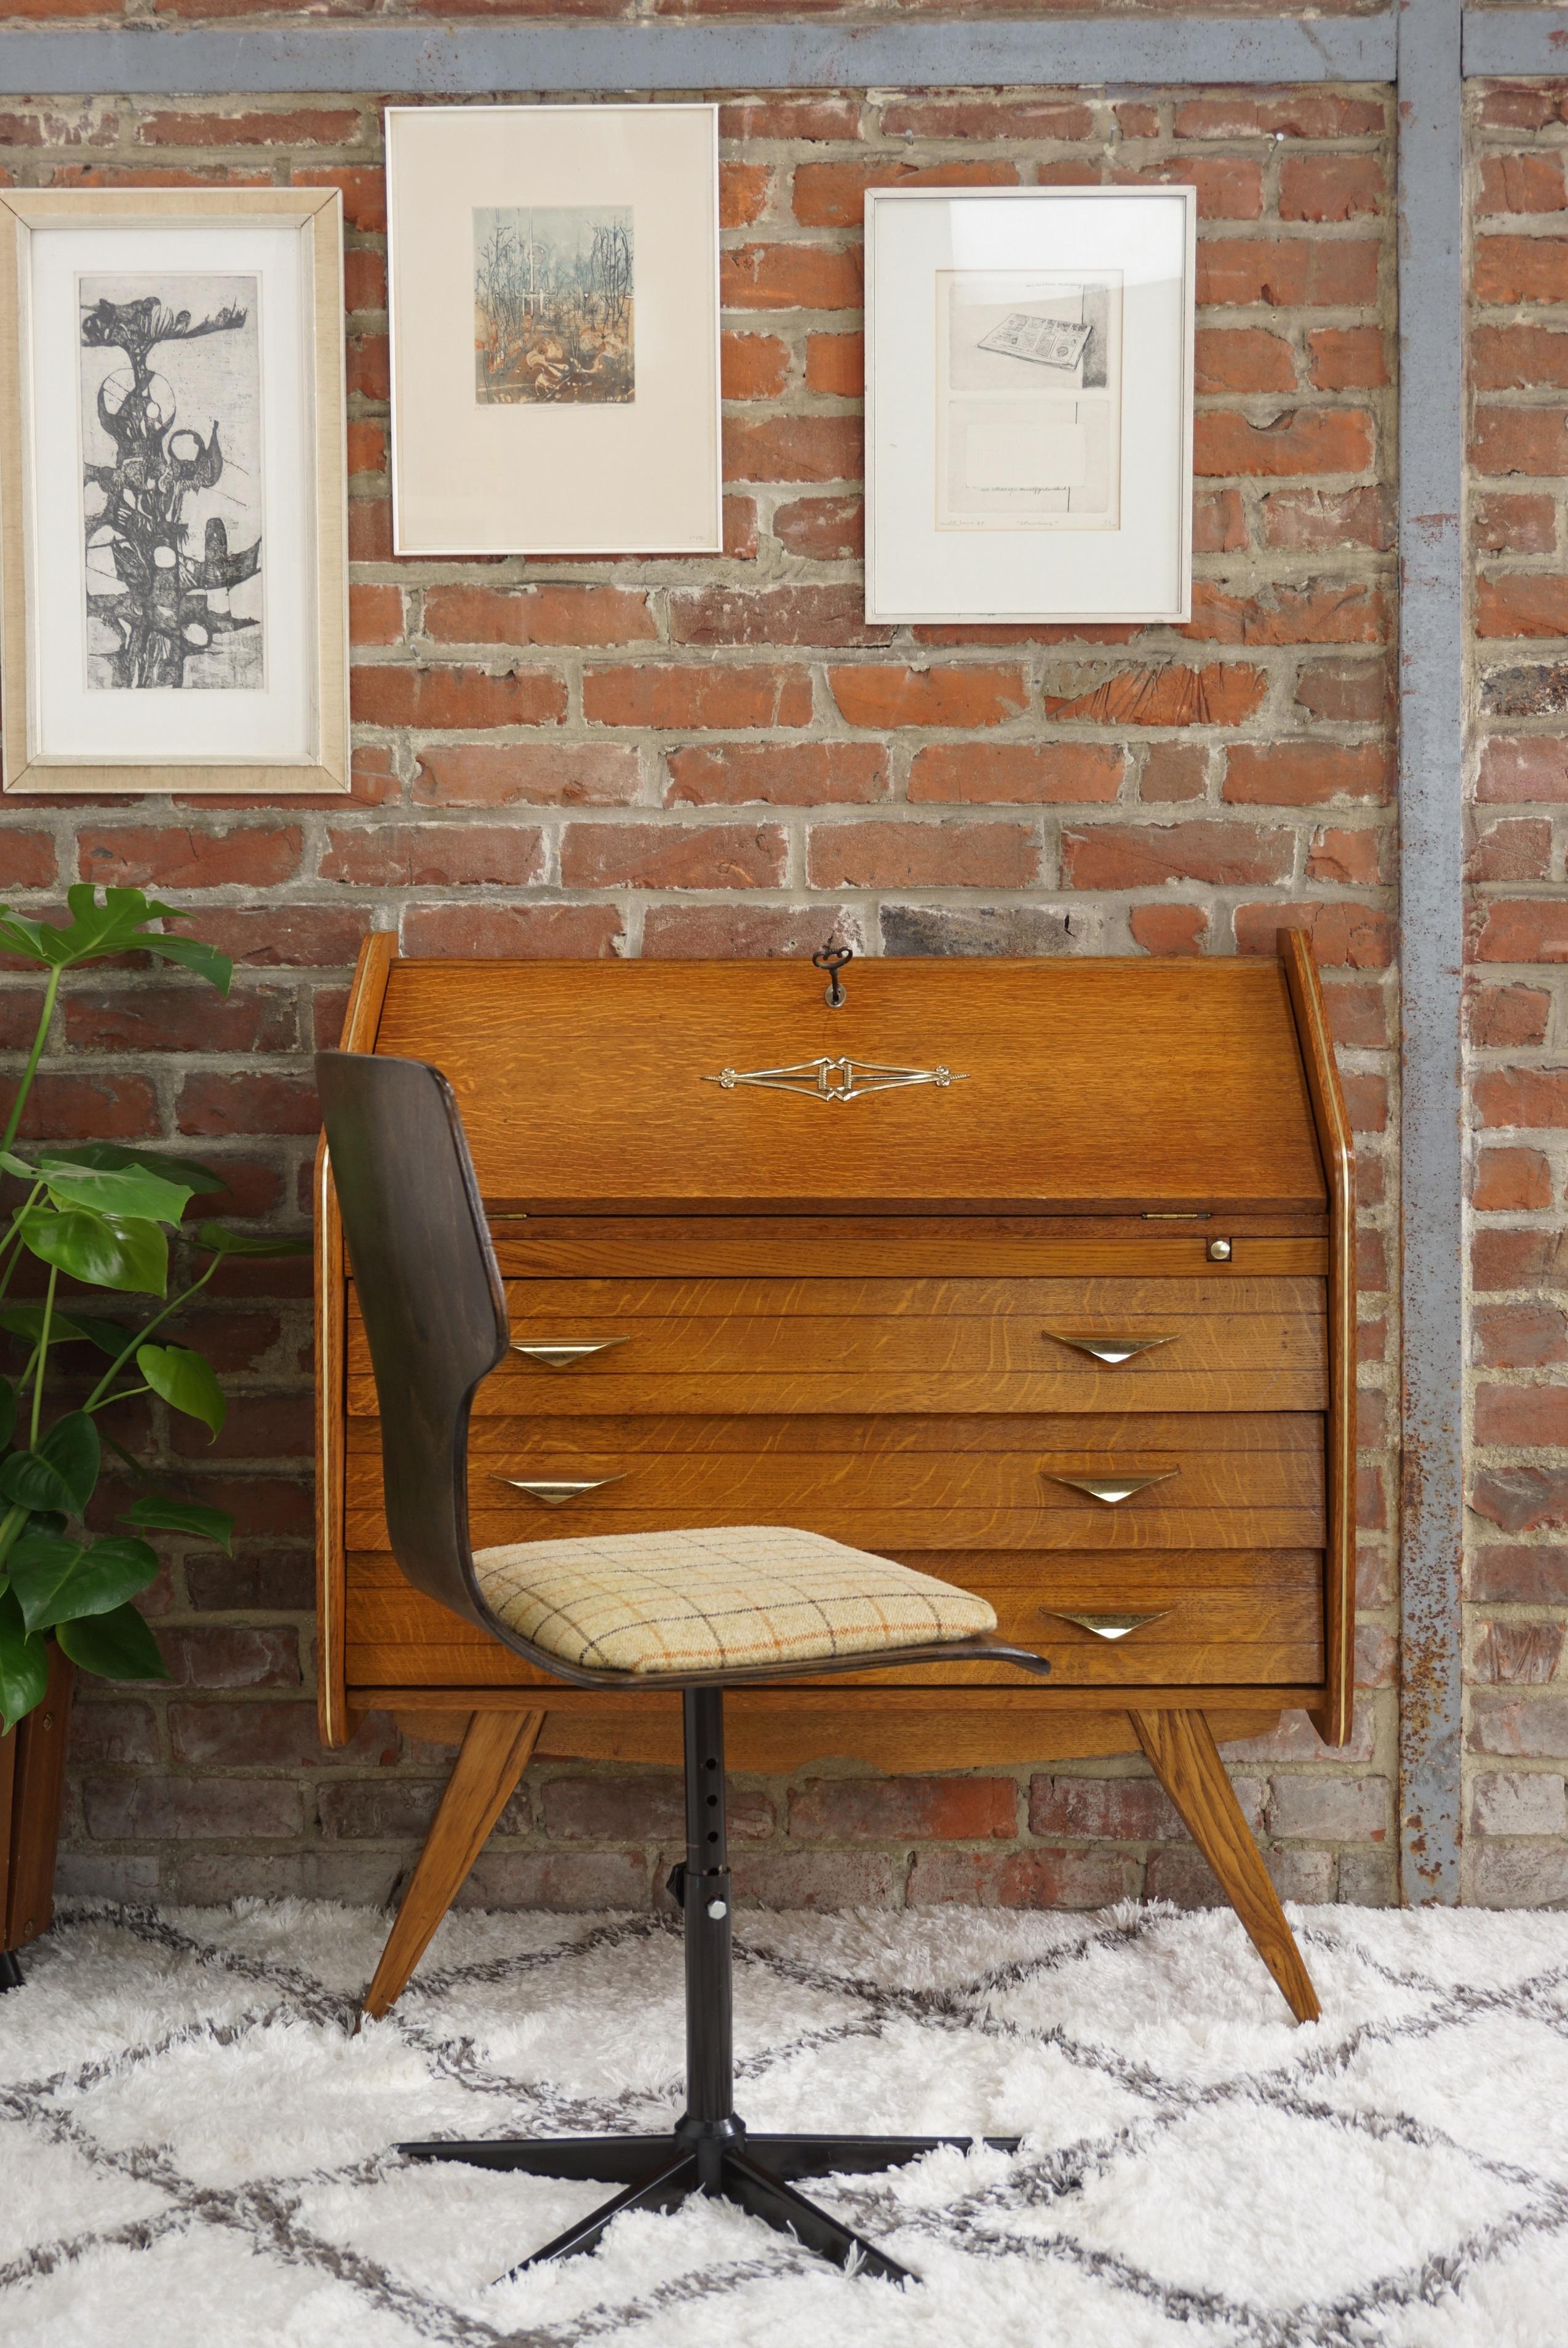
[772,493,862,559]
[1279,153,1384,223]
[583,665,813,730]
[1294,659,1390,723]
[1469,984,1552,1047]
[1193,488,1248,553]
[1478,89,1568,132]
[806,820,1040,890]
[1470,1466,1568,1533]
[1471,1231,1568,1291]
[61,983,298,1056]
[1480,574,1568,639]
[77,823,303,890]
[1307,327,1388,392]
[665,743,888,806]
[787,1775,1017,1841]
[721,330,790,399]
[167,1703,394,1770]
[2,830,55,888]
[1062,820,1291,890]
[83,1776,302,1841]
[1468,817,1551,883]
[1307,827,1383,887]
[725,495,760,559]
[1474,494,1558,554]
[400,903,624,959]
[1116,156,1264,219]
[560,821,787,890]
[793,159,1019,230]
[1479,154,1568,217]
[1233,901,1395,967]
[541,1774,771,1842]
[344,332,389,404]
[1322,977,1390,1048]
[668,583,889,649]
[9,1073,159,1144]
[1471,1545,1568,1605]
[720,97,862,142]
[413,743,640,807]
[66,1700,158,1769]
[1473,327,1568,394]
[1141,744,1207,801]
[343,246,386,314]
[1186,579,1385,648]
[1195,238,1379,310]
[1174,95,1385,140]
[350,666,566,730]
[728,1851,899,1911]
[880,904,1072,958]
[349,581,401,645]
[1471,1773,1568,1838]
[1474,1621,1567,1686]
[1029,1774,1187,1840]
[1484,664,1568,719]
[1474,238,1568,306]
[1194,409,1374,479]
[185,1551,312,1611]
[906,1847,1129,1909]
[723,413,863,483]
[720,161,771,229]
[827,665,1029,729]
[1224,744,1389,805]
[804,331,862,396]
[1474,1147,1554,1214]
[1193,328,1295,395]
[422,585,656,648]
[1470,1692,1568,1757]
[1262,486,1393,552]
[183,906,370,968]
[1471,409,1568,479]
[320,824,546,889]
[1128,901,1209,956]
[1471,902,1568,964]
[1113,102,1160,139]
[1475,1384,1568,1446]
[135,105,363,147]
[1042,661,1267,726]
[879,97,1093,139]
[643,904,870,960]
[908,743,1122,805]
[1267,1774,1390,1841]
[317,1780,440,1841]
[721,242,862,311]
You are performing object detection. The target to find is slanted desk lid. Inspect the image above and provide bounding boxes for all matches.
[372,956,1327,1215]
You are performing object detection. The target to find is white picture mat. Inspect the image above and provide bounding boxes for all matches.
[25,218,316,764]
[386,104,722,556]
[867,190,1195,624]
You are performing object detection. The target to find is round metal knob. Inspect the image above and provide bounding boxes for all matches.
[1207,1237,1233,1262]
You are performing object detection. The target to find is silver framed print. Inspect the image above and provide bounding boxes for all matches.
[866,187,1196,626]
[386,104,723,557]
[0,187,348,797]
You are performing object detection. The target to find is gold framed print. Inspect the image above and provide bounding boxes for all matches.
[0,186,348,797]
[386,103,723,557]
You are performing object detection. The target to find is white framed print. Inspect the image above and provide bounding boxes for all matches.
[0,187,348,797]
[866,187,1196,626]
[386,104,722,557]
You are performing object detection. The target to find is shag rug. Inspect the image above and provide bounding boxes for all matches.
[3,1901,1568,2346]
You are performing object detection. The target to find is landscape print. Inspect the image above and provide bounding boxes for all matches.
[79,273,264,690]
[473,206,634,405]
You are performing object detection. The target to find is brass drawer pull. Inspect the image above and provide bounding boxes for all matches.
[496,1474,626,1507]
[1043,1610,1171,1642]
[1046,1471,1177,1506]
[511,1339,629,1370]
[1045,1332,1176,1366]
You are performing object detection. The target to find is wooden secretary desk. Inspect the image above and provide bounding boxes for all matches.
[316,936,1353,2024]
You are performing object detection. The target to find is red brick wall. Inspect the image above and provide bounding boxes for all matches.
[0,86,1402,1914]
[1467,79,1568,1906]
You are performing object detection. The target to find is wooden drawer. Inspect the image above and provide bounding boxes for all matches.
[346,1275,1328,1417]
[341,1545,1323,1693]
[345,1410,1324,1552]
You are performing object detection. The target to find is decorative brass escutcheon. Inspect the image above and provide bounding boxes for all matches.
[705,1056,966,1103]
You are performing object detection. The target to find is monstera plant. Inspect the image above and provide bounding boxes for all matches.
[0,886,304,1735]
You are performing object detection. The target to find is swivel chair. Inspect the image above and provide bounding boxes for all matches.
[316,1048,1054,2286]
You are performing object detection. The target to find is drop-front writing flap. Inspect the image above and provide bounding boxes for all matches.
[370,956,1327,1216]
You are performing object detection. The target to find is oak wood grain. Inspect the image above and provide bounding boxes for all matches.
[1130,1706,1321,2023]
[487,1229,1330,1280]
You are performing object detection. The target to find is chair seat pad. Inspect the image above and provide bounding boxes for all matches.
[471,1526,997,1675]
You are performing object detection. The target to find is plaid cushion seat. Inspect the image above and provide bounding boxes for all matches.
[471,1525,997,1675]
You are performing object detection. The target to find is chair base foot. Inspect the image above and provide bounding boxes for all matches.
[399,2126,1019,2285]
[0,1950,23,1993]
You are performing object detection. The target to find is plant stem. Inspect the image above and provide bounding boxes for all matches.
[86,1383,150,1414]
[82,1252,220,1413]
[0,1500,24,1573]
[0,1180,45,1301]
[29,1266,55,1447]
[1,965,62,1158]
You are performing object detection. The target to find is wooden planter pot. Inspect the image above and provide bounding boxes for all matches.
[0,1643,74,1975]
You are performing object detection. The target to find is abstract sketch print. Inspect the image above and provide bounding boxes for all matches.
[79,274,263,691]
[936,270,1123,533]
[473,207,634,405]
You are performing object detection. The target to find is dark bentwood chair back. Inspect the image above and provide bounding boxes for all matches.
[316,1049,508,1640]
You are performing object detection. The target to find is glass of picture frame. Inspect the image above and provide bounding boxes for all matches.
[385,103,723,557]
[0,187,348,798]
[866,186,1196,627]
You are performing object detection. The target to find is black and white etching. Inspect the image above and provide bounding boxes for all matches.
[79,274,264,691]
[473,206,634,405]
[937,270,1122,532]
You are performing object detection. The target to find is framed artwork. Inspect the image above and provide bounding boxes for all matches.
[866,187,1196,626]
[0,188,348,798]
[385,104,722,557]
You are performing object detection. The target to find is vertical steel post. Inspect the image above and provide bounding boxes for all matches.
[680,1688,734,2173]
[1398,0,1467,1903]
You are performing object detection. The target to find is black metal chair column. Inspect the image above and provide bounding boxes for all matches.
[319,1047,1052,2288]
